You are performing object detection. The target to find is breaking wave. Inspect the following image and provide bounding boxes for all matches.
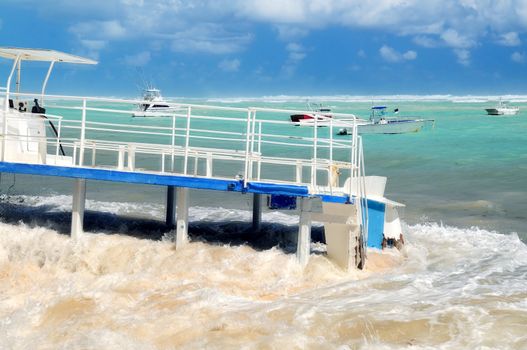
[0,195,526,349]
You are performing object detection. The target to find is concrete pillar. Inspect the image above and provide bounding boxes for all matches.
[296,197,312,267]
[176,187,189,248]
[71,178,86,240]
[252,193,262,232]
[166,185,176,228]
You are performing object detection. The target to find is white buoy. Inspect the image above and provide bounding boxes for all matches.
[71,178,86,240]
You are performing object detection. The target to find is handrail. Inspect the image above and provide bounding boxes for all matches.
[0,90,367,200]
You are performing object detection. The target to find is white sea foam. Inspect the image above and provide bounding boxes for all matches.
[196,94,527,104]
[0,195,526,349]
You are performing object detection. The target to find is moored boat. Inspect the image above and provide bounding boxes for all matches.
[132,87,183,117]
[290,102,333,126]
[337,106,432,135]
[485,99,519,115]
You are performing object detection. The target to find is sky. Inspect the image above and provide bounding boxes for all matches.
[1,0,527,97]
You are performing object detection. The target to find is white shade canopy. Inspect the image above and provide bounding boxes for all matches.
[0,47,97,65]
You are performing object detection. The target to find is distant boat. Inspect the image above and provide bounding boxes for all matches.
[485,99,519,115]
[132,87,183,117]
[290,102,333,126]
[337,106,432,135]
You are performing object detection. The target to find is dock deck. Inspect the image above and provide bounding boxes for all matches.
[0,47,392,270]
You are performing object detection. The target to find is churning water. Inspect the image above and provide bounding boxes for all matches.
[0,99,526,348]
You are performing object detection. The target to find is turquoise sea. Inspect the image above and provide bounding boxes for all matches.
[0,97,526,349]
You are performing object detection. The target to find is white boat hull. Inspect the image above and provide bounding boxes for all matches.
[336,119,425,135]
[132,107,184,117]
[358,120,424,134]
[485,107,519,115]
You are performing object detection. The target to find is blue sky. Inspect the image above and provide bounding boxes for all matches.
[1,0,527,97]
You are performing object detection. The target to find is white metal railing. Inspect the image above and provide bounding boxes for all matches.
[1,91,367,197]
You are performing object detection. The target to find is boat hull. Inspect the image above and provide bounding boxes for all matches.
[290,113,332,126]
[340,120,426,134]
[132,107,184,117]
[485,108,519,115]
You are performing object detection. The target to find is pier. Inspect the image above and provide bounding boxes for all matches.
[0,47,404,270]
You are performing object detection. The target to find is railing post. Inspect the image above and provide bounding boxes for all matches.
[183,106,191,175]
[243,109,253,185]
[79,98,87,166]
[257,121,262,180]
[171,112,176,172]
[206,152,213,177]
[296,161,302,183]
[54,118,62,164]
[91,142,96,166]
[2,55,20,162]
[117,145,125,170]
[312,112,318,188]
[127,144,135,171]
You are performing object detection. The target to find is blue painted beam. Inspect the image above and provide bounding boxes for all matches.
[0,162,243,192]
[0,161,356,205]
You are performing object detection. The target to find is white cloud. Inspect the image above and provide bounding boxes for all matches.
[497,32,521,46]
[403,50,417,60]
[511,51,525,63]
[80,40,107,51]
[11,0,527,63]
[357,49,366,58]
[440,29,475,49]
[282,42,307,77]
[170,24,252,54]
[413,35,440,48]
[124,51,151,66]
[379,45,417,63]
[454,49,471,66]
[218,58,241,72]
[70,20,126,39]
[275,25,309,41]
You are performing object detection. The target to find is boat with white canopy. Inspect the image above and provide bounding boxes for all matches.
[132,86,183,117]
[485,99,520,115]
[337,106,433,135]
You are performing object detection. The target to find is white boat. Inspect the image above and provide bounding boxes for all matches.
[290,102,333,126]
[132,87,183,117]
[485,99,520,115]
[337,106,431,135]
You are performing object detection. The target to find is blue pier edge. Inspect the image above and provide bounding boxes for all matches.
[0,162,352,203]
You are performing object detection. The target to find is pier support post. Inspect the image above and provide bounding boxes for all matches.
[176,187,189,248]
[166,185,176,228]
[71,178,86,240]
[296,197,312,267]
[252,193,262,232]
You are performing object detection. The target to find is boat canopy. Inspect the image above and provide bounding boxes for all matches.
[0,47,97,65]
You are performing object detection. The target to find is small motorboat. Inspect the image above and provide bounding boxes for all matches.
[132,87,183,117]
[337,106,433,135]
[290,102,333,126]
[485,99,520,115]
